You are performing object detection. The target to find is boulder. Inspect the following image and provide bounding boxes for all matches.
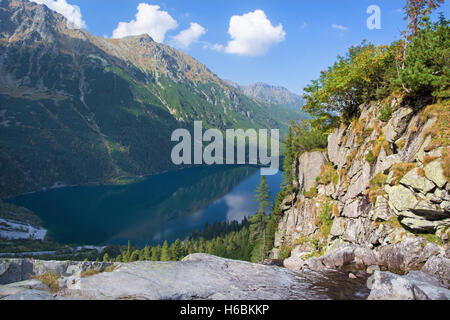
[421,255,450,288]
[368,271,450,300]
[317,245,376,270]
[376,237,440,274]
[400,168,436,194]
[388,185,418,213]
[424,160,447,189]
[283,257,305,271]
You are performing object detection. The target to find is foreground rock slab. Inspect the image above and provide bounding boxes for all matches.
[368,271,450,300]
[1,254,369,300]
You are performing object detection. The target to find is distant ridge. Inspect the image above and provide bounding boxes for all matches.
[226,81,304,111]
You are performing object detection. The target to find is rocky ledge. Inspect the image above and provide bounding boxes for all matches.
[1,254,448,300]
[0,254,372,300]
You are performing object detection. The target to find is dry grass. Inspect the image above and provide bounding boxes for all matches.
[422,155,439,166]
[353,118,367,136]
[420,103,450,152]
[332,204,339,217]
[317,163,339,185]
[367,173,388,204]
[374,120,382,136]
[80,270,100,278]
[391,163,416,185]
[31,273,60,293]
[443,147,450,182]
[396,139,406,151]
[417,168,426,177]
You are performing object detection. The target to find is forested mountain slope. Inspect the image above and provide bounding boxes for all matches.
[0,0,299,197]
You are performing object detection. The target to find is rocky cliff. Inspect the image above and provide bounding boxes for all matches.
[272,98,450,285]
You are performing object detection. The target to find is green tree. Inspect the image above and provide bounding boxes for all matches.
[143,246,152,260]
[404,0,444,36]
[160,241,171,261]
[103,253,110,262]
[254,176,271,214]
[130,250,140,262]
[151,245,161,261]
[171,239,185,261]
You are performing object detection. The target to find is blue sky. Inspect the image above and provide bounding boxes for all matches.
[36,0,449,95]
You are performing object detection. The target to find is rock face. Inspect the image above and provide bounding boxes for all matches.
[273,100,449,294]
[0,255,371,300]
[0,259,116,285]
[297,151,328,193]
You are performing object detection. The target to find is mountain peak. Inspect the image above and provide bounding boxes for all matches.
[228,81,304,110]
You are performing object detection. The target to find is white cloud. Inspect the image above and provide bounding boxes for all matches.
[31,0,86,28]
[221,10,286,56]
[171,22,207,49]
[224,194,254,222]
[112,3,178,42]
[332,24,349,31]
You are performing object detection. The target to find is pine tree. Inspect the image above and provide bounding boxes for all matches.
[130,250,140,262]
[160,241,171,261]
[254,176,271,214]
[143,246,151,260]
[171,239,184,261]
[103,253,110,262]
[404,0,444,36]
[122,240,132,263]
[151,245,161,261]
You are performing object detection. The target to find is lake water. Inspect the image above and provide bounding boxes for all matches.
[9,166,282,246]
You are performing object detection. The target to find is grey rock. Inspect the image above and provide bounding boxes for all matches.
[401,216,450,233]
[298,151,328,192]
[385,108,414,143]
[60,254,358,300]
[440,201,450,213]
[368,271,450,300]
[343,162,371,201]
[412,200,447,219]
[376,237,440,274]
[330,218,347,237]
[388,185,418,213]
[421,255,450,288]
[0,259,115,285]
[318,246,376,270]
[400,168,436,194]
[283,257,306,271]
[424,160,447,189]
[366,265,380,275]
[1,289,56,300]
[328,127,346,166]
[373,196,394,222]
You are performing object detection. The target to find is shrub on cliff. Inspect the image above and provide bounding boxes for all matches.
[302,7,448,130]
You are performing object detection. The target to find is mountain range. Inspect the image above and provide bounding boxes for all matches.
[0,0,303,198]
[226,81,304,111]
